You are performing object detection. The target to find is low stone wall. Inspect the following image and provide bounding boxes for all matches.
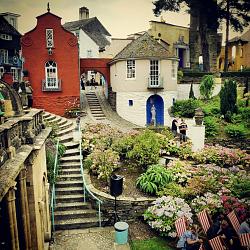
[84,170,155,221]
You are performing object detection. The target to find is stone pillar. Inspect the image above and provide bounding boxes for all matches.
[6,187,20,250]
[18,169,32,250]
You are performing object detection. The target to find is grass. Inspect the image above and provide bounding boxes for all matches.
[130,237,175,250]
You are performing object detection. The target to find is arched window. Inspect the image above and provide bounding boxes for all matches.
[232,46,236,63]
[45,61,58,88]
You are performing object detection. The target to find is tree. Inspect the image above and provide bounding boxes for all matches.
[153,0,219,72]
[199,75,215,100]
[218,0,250,72]
[220,79,237,119]
[189,83,196,99]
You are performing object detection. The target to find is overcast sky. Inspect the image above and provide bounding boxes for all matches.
[0,0,190,37]
[0,0,245,40]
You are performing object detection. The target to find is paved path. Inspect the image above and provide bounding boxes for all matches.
[49,87,132,250]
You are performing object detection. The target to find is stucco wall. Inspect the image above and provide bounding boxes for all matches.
[116,91,177,127]
[110,59,178,92]
[78,30,99,58]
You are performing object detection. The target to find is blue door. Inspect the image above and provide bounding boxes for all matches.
[146,95,164,125]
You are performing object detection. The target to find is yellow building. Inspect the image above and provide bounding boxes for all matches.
[148,20,190,69]
[219,28,250,71]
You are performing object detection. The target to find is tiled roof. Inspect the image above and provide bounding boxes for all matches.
[111,32,170,63]
[229,28,250,43]
[63,17,111,48]
[0,16,21,36]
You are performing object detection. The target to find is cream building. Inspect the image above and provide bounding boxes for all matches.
[109,33,178,127]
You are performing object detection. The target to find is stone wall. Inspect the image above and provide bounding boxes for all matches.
[108,87,116,111]
[84,170,155,221]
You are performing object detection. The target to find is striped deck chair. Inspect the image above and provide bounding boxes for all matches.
[239,233,250,248]
[209,236,227,250]
[197,209,212,234]
[175,216,187,238]
[227,210,240,233]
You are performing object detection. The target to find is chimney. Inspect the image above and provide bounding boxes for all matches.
[79,7,89,20]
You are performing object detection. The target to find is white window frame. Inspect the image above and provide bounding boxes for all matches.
[0,67,4,78]
[171,60,177,79]
[45,61,58,89]
[0,49,8,63]
[126,60,136,79]
[150,60,160,86]
[46,29,54,48]
[11,67,18,81]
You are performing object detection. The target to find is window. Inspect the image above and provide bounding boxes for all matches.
[0,67,4,78]
[232,46,236,62]
[46,29,54,48]
[0,34,12,40]
[0,49,8,63]
[75,31,79,40]
[45,61,58,88]
[9,18,15,27]
[171,61,176,79]
[129,100,133,106]
[11,67,18,81]
[87,50,92,57]
[240,48,243,57]
[126,60,135,79]
[150,60,159,86]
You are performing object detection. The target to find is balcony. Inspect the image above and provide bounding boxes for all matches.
[147,75,164,89]
[0,56,22,67]
[42,79,62,92]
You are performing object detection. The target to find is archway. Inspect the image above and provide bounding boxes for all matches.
[146,94,164,125]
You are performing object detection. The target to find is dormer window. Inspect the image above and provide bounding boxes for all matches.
[0,34,12,40]
[46,29,54,48]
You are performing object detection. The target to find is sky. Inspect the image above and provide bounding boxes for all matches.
[0,0,245,40]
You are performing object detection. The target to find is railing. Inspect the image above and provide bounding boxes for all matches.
[42,79,62,92]
[147,75,164,89]
[50,139,59,232]
[78,125,103,227]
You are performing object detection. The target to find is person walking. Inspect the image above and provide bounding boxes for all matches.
[25,81,33,108]
[90,76,95,90]
[171,117,179,136]
[179,118,188,142]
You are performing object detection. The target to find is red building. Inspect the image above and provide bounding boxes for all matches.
[21,9,79,116]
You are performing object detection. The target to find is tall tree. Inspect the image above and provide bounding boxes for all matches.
[218,0,250,72]
[153,0,219,72]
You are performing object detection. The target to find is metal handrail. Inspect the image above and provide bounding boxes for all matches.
[78,125,103,227]
[50,139,59,232]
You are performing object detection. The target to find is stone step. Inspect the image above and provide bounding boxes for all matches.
[54,217,99,230]
[43,112,51,118]
[57,174,82,181]
[89,107,102,110]
[56,187,83,195]
[56,126,75,137]
[56,180,83,188]
[59,169,81,175]
[63,148,80,157]
[57,118,71,128]
[44,115,59,122]
[60,155,82,162]
[95,117,106,120]
[56,194,84,203]
[59,162,81,168]
[55,202,91,211]
[54,209,97,220]
[59,134,73,143]
[63,141,80,149]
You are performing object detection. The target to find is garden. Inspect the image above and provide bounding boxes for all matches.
[82,122,250,247]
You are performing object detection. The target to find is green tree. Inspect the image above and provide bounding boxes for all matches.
[220,79,237,118]
[199,75,215,100]
[189,83,196,99]
[218,0,250,72]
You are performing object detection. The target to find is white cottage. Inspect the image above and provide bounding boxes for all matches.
[109,32,179,127]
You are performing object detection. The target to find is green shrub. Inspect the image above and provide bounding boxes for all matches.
[126,130,161,169]
[238,106,250,128]
[136,164,173,195]
[203,116,219,137]
[171,99,200,118]
[200,75,215,100]
[225,124,248,139]
[229,177,250,199]
[157,182,185,198]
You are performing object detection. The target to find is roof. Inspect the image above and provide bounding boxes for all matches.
[111,32,170,63]
[150,20,189,29]
[0,16,21,36]
[63,17,111,49]
[229,28,250,43]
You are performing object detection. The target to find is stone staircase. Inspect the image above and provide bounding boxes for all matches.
[85,92,106,120]
[43,112,100,230]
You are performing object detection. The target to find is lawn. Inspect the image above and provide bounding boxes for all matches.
[131,237,175,250]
